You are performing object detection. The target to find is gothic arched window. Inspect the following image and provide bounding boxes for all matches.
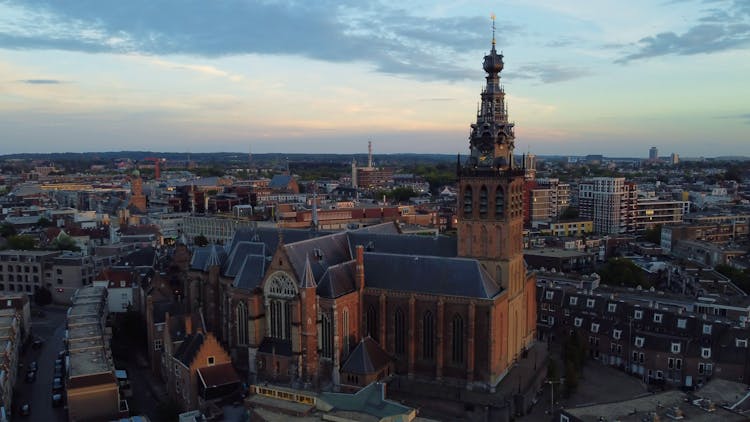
[394,307,405,355]
[495,187,505,218]
[321,313,333,358]
[366,304,378,342]
[422,310,435,360]
[342,308,350,356]
[452,314,464,364]
[236,301,248,346]
[264,272,297,340]
[463,185,473,219]
[479,186,488,219]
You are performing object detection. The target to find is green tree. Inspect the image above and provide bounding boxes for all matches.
[597,258,650,288]
[7,235,36,250]
[194,234,209,247]
[155,399,182,422]
[51,235,81,252]
[559,207,579,220]
[643,225,662,244]
[724,166,743,183]
[0,223,17,238]
[563,360,579,397]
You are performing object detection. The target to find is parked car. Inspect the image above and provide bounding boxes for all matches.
[28,361,38,371]
[31,338,44,349]
[52,377,63,392]
[57,350,66,359]
[25,370,36,383]
[51,393,64,408]
[53,367,63,379]
[19,402,30,417]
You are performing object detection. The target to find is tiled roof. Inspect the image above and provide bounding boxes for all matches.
[316,261,356,299]
[197,363,241,388]
[347,231,457,257]
[340,336,391,375]
[363,253,501,299]
[232,255,267,291]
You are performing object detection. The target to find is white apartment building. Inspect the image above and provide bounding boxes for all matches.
[578,177,638,234]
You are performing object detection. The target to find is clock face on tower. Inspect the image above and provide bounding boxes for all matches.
[479,153,493,166]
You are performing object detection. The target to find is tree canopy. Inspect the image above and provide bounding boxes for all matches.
[597,258,650,289]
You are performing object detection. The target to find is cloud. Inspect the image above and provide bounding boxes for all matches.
[617,0,750,63]
[716,113,750,123]
[18,79,65,84]
[0,1,515,81]
[508,63,592,83]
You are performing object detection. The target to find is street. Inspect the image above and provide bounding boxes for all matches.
[14,305,68,421]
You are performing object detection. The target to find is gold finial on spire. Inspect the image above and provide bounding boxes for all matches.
[491,13,496,46]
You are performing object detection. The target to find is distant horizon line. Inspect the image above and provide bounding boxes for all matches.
[1,151,748,161]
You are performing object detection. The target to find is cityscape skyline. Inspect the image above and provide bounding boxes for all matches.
[1,0,749,156]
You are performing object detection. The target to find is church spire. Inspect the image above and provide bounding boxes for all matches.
[462,15,516,173]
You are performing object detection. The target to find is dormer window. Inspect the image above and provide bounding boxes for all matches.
[701,347,711,359]
[653,313,662,323]
[591,323,599,333]
[613,329,622,340]
[574,317,582,327]
[634,310,643,320]
[608,303,617,313]
[570,297,578,306]
[635,336,645,348]
[546,291,554,300]
[677,319,687,329]
[703,324,712,335]
[586,298,595,308]
[737,339,748,348]
[671,342,681,354]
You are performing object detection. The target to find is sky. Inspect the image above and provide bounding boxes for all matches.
[0,0,749,157]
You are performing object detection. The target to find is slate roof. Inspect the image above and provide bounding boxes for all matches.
[347,232,457,257]
[174,332,205,366]
[190,245,227,272]
[351,221,401,234]
[283,231,352,282]
[222,241,266,278]
[197,363,241,388]
[340,336,391,375]
[152,301,177,324]
[316,260,356,299]
[363,253,501,299]
[227,227,323,259]
[268,174,293,189]
[117,246,157,267]
[257,337,293,356]
[232,255,267,291]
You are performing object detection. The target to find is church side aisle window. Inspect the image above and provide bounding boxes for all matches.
[394,308,405,355]
[423,311,435,360]
[236,301,248,346]
[321,313,333,358]
[366,304,378,342]
[452,314,464,364]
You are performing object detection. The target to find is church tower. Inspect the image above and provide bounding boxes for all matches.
[458,19,524,288]
[457,18,528,360]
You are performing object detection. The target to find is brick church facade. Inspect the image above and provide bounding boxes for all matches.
[180,35,536,392]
